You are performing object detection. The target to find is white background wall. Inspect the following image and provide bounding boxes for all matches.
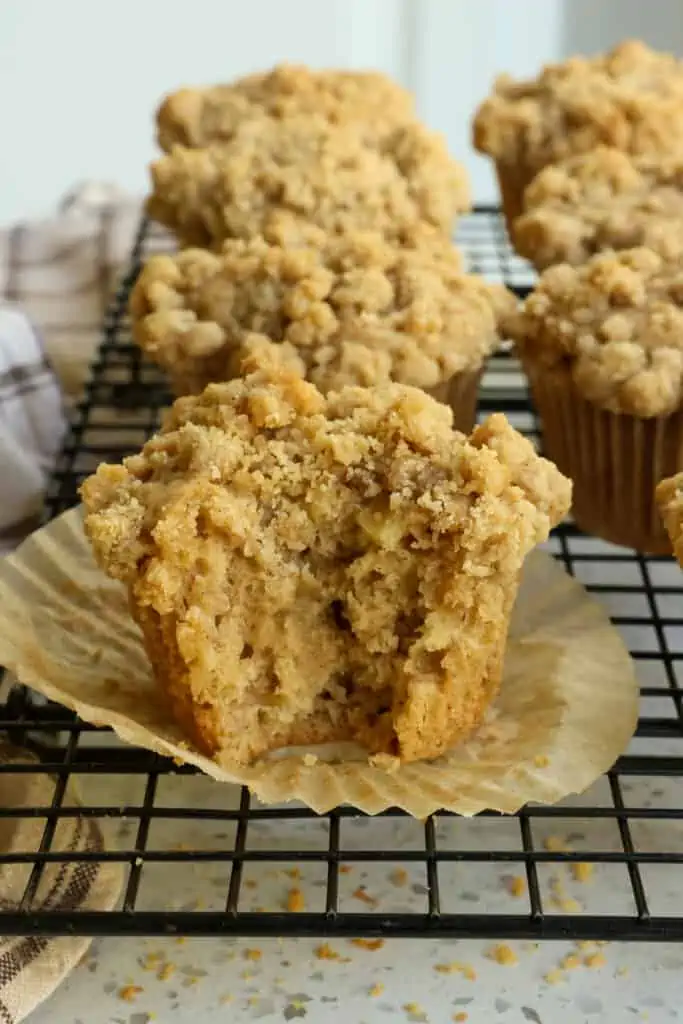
[0,0,681,225]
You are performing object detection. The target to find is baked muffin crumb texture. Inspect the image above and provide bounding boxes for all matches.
[509,247,683,418]
[81,372,570,765]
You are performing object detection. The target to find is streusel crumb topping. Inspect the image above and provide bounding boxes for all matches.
[656,472,683,564]
[157,65,415,151]
[130,231,514,395]
[509,247,683,417]
[515,147,683,268]
[473,41,683,171]
[81,371,570,764]
[147,117,470,248]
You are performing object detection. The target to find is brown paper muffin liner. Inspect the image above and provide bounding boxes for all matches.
[425,368,483,433]
[496,162,534,240]
[526,364,683,553]
[0,508,637,817]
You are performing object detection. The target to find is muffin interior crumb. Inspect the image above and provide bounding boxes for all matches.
[81,372,569,764]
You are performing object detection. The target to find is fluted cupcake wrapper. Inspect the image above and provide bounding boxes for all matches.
[426,368,483,434]
[495,163,534,240]
[0,507,637,818]
[527,364,683,554]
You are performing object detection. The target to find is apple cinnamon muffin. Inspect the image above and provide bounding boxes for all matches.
[509,247,683,551]
[147,116,470,248]
[156,64,416,151]
[81,370,571,766]
[656,472,683,564]
[130,230,515,432]
[473,40,683,233]
[514,147,683,270]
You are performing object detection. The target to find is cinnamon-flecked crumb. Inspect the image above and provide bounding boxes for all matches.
[474,41,683,175]
[508,247,683,417]
[118,986,143,1002]
[156,65,416,151]
[514,147,683,270]
[286,888,305,912]
[656,472,683,565]
[350,938,385,951]
[130,231,514,396]
[148,116,469,248]
[81,371,570,766]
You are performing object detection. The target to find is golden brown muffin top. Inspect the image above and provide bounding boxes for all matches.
[509,247,683,417]
[514,146,683,269]
[473,41,683,171]
[147,116,470,248]
[130,231,515,392]
[157,64,416,150]
[656,472,683,565]
[81,371,571,617]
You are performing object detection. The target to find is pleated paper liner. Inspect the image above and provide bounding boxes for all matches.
[425,368,483,435]
[526,363,683,554]
[0,507,638,818]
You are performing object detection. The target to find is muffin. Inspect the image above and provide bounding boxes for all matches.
[509,247,683,552]
[514,147,683,270]
[130,230,515,432]
[656,472,683,563]
[156,64,416,151]
[81,370,571,766]
[147,116,470,249]
[473,40,683,234]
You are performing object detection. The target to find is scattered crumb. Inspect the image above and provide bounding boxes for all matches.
[555,897,583,913]
[352,887,378,907]
[534,754,549,768]
[585,952,607,969]
[508,875,526,898]
[244,879,258,890]
[544,835,570,853]
[157,962,176,982]
[175,937,187,945]
[248,996,260,1006]
[576,940,597,952]
[339,865,353,874]
[487,944,518,966]
[243,948,262,961]
[544,969,565,985]
[571,862,594,883]
[560,953,581,970]
[369,982,384,998]
[617,965,629,976]
[285,867,302,880]
[314,943,349,962]
[549,876,565,895]
[351,938,385,951]
[240,971,255,981]
[434,961,476,980]
[453,1014,468,1023]
[287,888,305,912]
[403,1002,427,1021]
[141,952,162,970]
[389,868,408,887]
[219,993,233,1005]
[118,986,143,1002]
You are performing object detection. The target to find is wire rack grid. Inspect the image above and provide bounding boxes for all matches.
[1,206,683,940]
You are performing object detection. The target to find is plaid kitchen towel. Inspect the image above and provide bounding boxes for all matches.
[0,742,123,1024]
[0,306,66,553]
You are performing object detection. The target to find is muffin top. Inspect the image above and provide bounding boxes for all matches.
[514,147,683,269]
[81,371,570,615]
[148,116,470,248]
[157,64,416,151]
[656,472,683,565]
[509,247,683,417]
[473,41,683,171]
[130,230,515,392]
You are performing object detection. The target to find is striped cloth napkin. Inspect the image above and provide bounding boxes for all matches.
[0,186,135,1019]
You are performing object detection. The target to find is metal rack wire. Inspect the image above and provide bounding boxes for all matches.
[2,207,683,940]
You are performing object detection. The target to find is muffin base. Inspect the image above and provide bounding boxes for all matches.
[526,364,683,553]
[426,368,483,434]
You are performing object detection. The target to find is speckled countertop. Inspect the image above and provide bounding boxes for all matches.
[23,765,683,1024]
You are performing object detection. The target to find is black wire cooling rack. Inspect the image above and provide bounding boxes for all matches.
[2,206,683,940]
